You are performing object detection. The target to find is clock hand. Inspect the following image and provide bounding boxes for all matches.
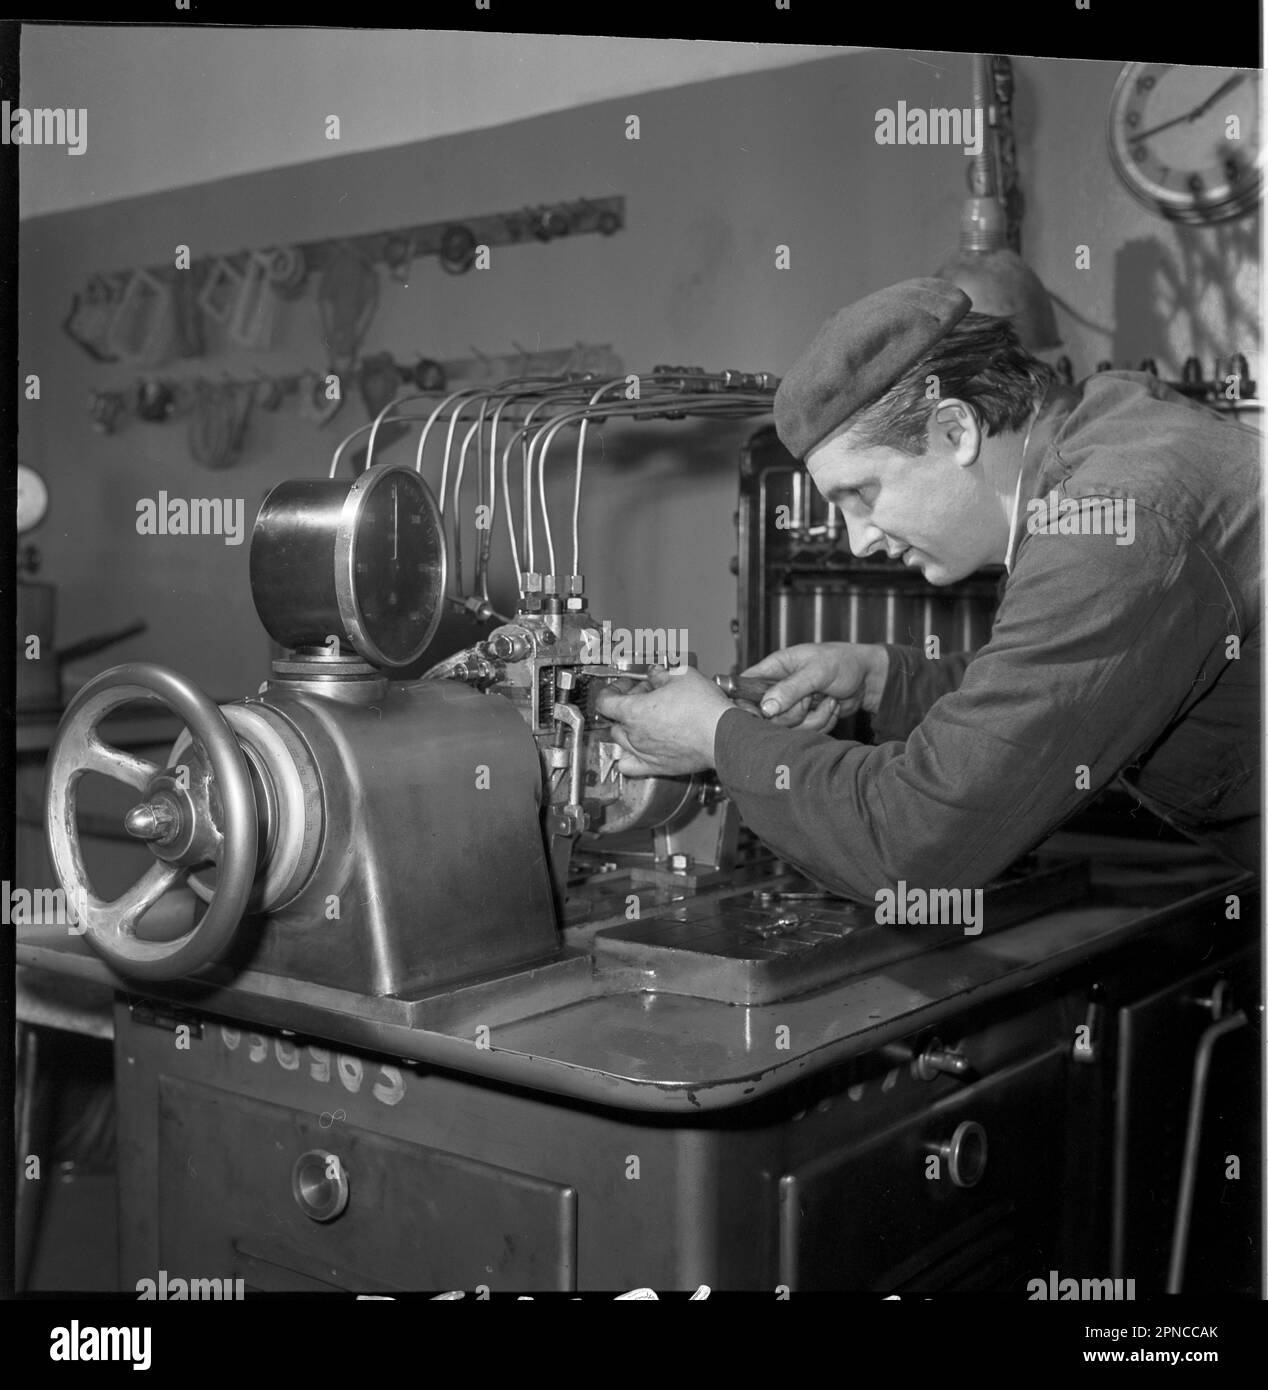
[1129,109,1199,143]
[1129,73,1248,143]
[1190,72,1246,121]
[1130,111,1196,143]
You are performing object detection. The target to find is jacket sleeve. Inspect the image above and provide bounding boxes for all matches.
[871,648,975,743]
[713,507,1234,902]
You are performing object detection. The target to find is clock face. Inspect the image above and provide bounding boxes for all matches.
[1108,64,1263,224]
[17,463,49,534]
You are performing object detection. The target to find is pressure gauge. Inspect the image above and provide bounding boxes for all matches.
[17,463,49,534]
[251,464,447,668]
[1108,64,1263,224]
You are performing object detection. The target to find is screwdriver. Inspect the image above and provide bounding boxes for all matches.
[713,673,828,712]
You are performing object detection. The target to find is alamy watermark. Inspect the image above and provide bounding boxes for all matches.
[49,1323,150,1370]
[136,1270,244,1300]
[874,103,983,155]
[136,492,245,546]
[874,881,983,935]
[2,102,87,155]
[581,626,689,669]
[1028,1270,1135,1300]
[1026,491,1136,546]
[3,880,87,931]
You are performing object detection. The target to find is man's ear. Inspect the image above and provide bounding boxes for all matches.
[931,398,981,467]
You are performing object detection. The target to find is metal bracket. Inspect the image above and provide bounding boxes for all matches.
[128,998,204,1038]
[1073,987,1105,1064]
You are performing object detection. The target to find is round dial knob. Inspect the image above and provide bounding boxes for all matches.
[292,1150,350,1222]
[925,1120,989,1188]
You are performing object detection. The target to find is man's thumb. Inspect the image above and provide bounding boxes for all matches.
[761,673,816,716]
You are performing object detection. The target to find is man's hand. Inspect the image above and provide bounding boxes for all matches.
[595,666,735,776]
[741,642,890,730]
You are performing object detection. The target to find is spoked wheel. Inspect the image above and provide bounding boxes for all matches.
[45,663,258,980]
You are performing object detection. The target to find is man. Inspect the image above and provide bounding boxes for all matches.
[596,278,1261,901]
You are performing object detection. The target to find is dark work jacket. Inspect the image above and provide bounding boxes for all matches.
[714,373,1262,900]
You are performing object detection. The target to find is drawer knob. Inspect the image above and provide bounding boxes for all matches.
[1191,979,1232,1020]
[292,1149,350,1222]
[924,1120,988,1188]
[915,1039,970,1081]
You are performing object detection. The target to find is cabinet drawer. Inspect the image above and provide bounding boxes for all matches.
[779,1048,1066,1290]
[157,1076,577,1291]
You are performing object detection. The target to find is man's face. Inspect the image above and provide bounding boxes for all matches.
[805,406,1005,584]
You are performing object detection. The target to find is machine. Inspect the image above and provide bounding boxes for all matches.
[21,370,1261,1293]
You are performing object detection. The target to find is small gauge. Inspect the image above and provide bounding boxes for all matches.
[17,463,49,534]
[251,464,447,668]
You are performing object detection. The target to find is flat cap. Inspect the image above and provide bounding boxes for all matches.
[774,277,972,459]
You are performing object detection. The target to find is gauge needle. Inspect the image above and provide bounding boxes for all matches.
[1129,73,1247,143]
[391,480,399,561]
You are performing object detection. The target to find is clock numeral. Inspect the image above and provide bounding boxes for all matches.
[1131,144,1148,163]
[1189,174,1205,194]
[1126,111,1141,128]
[1224,157,1241,184]
[1135,75,1156,94]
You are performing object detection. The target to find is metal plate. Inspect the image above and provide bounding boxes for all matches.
[594,859,1092,1005]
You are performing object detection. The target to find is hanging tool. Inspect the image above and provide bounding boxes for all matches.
[197,258,245,325]
[228,250,279,348]
[106,269,177,365]
[267,245,309,300]
[318,243,380,367]
[439,225,477,275]
[61,275,122,363]
[352,353,408,470]
[187,382,254,469]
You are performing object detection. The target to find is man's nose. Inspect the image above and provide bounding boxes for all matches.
[844,516,886,558]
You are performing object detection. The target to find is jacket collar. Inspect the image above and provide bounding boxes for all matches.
[1027,381,1081,497]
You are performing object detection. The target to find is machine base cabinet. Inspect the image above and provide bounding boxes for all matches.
[110,921,1260,1294]
[107,960,1234,1294]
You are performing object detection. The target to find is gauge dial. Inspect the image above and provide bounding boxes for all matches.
[17,463,49,534]
[336,465,447,666]
[1108,64,1263,224]
[251,465,447,669]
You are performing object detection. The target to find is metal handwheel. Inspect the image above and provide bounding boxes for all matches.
[45,663,258,980]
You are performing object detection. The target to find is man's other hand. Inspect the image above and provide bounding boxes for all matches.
[741,642,889,730]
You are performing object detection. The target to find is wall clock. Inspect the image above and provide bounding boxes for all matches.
[1108,63,1262,224]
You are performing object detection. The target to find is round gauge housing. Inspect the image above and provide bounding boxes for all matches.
[17,463,49,534]
[1108,63,1263,225]
[250,464,446,668]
